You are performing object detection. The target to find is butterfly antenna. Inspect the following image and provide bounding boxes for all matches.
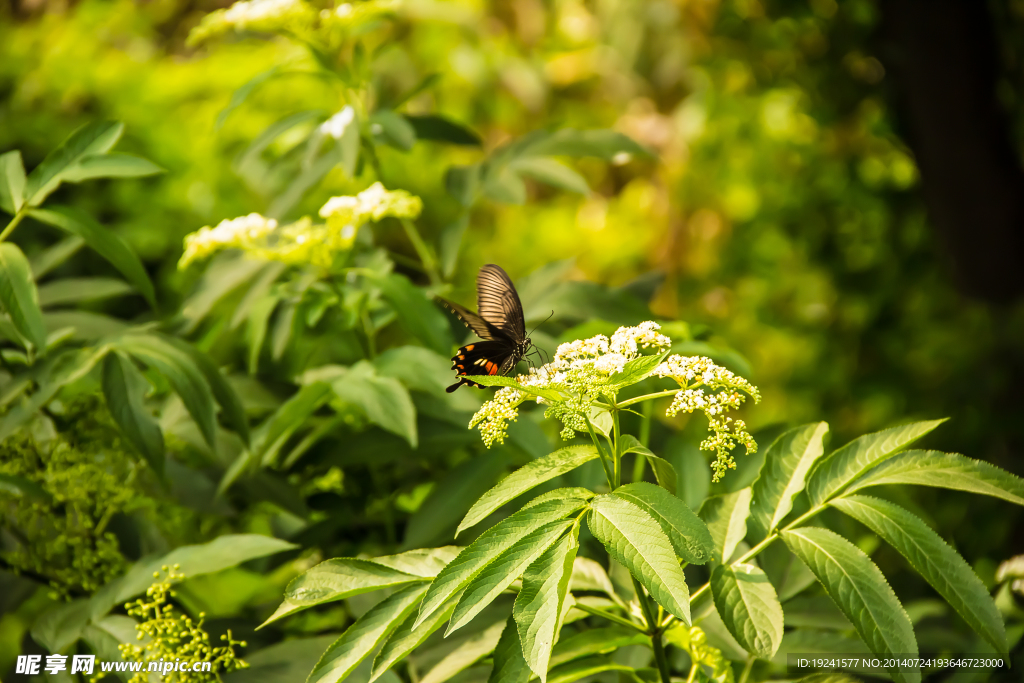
[527,310,555,338]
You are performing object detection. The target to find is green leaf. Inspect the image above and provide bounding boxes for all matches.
[610,482,715,564]
[374,345,453,394]
[37,277,134,307]
[458,445,600,534]
[510,158,590,195]
[750,422,829,536]
[0,472,52,501]
[699,487,753,564]
[710,563,784,659]
[781,527,919,683]
[523,129,653,161]
[0,243,47,350]
[31,598,93,653]
[112,334,218,449]
[459,373,563,402]
[830,494,1007,655]
[90,534,296,621]
[488,616,532,683]
[162,336,251,447]
[372,547,461,577]
[0,150,27,214]
[247,382,332,468]
[29,206,157,308]
[414,497,589,629]
[420,618,507,683]
[221,636,339,683]
[307,584,427,683]
[482,165,528,204]
[371,110,417,151]
[448,519,573,634]
[405,115,482,146]
[338,106,361,178]
[587,495,691,623]
[24,121,123,205]
[44,310,128,339]
[371,273,452,355]
[371,598,458,682]
[604,351,669,389]
[60,153,164,182]
[619,434,677,495]
[332,361,417,447]
[439,213,470,277]
[548,627,648,668]
[807,419,947,506]
[844,449,1024,505]
[514,528,579,683]
[545,658,632,683]
[102,352,164,475]
[445,165,480,207]
[29,235,84,279]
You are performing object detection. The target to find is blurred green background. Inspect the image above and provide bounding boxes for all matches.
[3,0,1024,678]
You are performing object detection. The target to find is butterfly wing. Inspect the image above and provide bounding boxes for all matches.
[477,264,527,342]
[446,340,519,392]
[438,298,501,341]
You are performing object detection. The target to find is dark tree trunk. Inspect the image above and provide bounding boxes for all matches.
[879,0,1024,303]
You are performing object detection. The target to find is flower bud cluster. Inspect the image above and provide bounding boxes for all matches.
[188,0,316,46]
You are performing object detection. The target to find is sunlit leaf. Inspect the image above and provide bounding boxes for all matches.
[610,482,714,564]
[710,563,784,658]
[750,422,829,536]
[699,487,753,564]
[0,150,27,214]
[0,243,47,350]
[24,121,122,205]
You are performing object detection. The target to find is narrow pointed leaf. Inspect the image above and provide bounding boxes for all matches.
[830,494,1006,655]
[0,243,47,350]
[420,618,507,683]
[0,150,27,214]
[545,657,632,683]
[619,435,676,494]
[781,527,919,683]
[331,361,417,447]
[25,121,123,205]
[587,495,691,623]
[710,563,784,659]
[458,445,599,534]
[845,450,1024,505]
[514,529,579,683]
[102,352,164,475]
[488,616,532,683]
[750,422,829,536]
[808,419,947,505]
[415,497,589,628]
[60,153,164,182]
[548,627,648,668]
[307,584,426,683]
[29,206,156,308]
[371,598,458,682]
[700,487,753,564]
[611,482,714,564]
[449,519,572,634]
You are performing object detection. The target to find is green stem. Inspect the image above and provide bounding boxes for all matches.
[632,576,672,683]
[739,655,755,683]
[572,602,645,632]
[584,415,615,490]
[0,210,26,243]
[361,309,377,359]
[686,662,699,683]
[611,406,621,489]
[632,400,651,483]
[400,218,441,286]
[617,389,680,409]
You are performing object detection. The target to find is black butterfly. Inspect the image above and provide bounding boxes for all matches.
[439,264,535,393]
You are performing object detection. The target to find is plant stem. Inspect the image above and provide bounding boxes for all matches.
[584,415,615,489]
[572,602,645,632]
[400,218,441,285]
[686,663,698,683]
[739,655,755,683]
[632,575,673,683]
[611,406,621,489]
[0,210,26,243]
[617,389,679,409]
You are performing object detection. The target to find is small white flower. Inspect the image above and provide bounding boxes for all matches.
[320,106,356,140]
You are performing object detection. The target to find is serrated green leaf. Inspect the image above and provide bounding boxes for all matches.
[603,352,669,389]
[587,495,690,623]
[24,121,123,205]
[29,206,156,308]
[414,497,589,629]
[102,352,164,475]
[332,361,417,447]
[0,150,27,214]
[710,563,784,659]
[514,528,579,683]
[372,547,461,578]
[699,488,752,564]
[448,520,573,634]
[0,243,47,350]
[458,445,600,534]
[807,420,947,505]
[60,153,163,182]
[524,488,596,509]
[844,450,1024,505]
[548,627,648,668]
[611,482,714,564]
[112,334,217,449]
[488,616,532,683]
[421,618,507,683]
[371,597,458,682]
[262,559,425,629]
[750,422,829,536]
[37,277,134,307]
[618,434,676,495]
[307,584,426,683]
[460,373,563,402]
[781,527,919,683]
[510,158,590,194]
[830,494,1006,655]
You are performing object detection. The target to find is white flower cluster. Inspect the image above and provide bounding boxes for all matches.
[179,214,277,268]
[188,0,316,45]
[319,182,423,227]
[654,355,760,480]
[320,107,356,140]
[997,555,1024,596]
[470,322,672,444]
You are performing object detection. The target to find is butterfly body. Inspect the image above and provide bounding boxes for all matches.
[440,264,532,393]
